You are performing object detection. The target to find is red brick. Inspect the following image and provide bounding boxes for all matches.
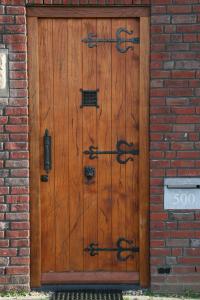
[151,52,170,61]
[10,151,29,159]
[171,142,194,150]
[10,80,27,89]
[176,24,200,32]
[172,15,196,24]
[178,257,200,264]
[0,249,17,257]
[172,248,182,256]
[5,25,25,34]
[11,239,29,247]
[15,15,26,25]
[10,71,26,80]
[178,169,200,176]
[10,221,29,230]
[9,116,28,125]
[6,195,28,204]
[172,70,195,78]
[167,5,192,14]
[169,88,193,97]
[9,61,26,70]
[0,16,14,24]
[5,142,28,150]
[0,117,8,124]
[6,266,28,275]
[6,213,28,221]
[10,169,29,177]
[7,43,26,52]
[6,230,28,238]
[6,6,25,15]
[171,107,195,114]
[3,34,26,44]
[19,248,29,256]
[11,187,29,194]
[165,80,189,88]
[171,160,195,167]
[151,213,168,221]
[0,187,9,195]
[10,257,29,265]
[151,248,171,256]
[179,222,200,230]
[0,240,9,247]
[5,125,28,133]
[173,124,195,132]
[11,204,29,212]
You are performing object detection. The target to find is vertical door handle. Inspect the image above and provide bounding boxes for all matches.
[41,129,51,182]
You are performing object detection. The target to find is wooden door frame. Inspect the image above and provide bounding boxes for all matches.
[27,6,150,288]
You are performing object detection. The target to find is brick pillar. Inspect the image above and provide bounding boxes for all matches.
[0,0,29,291]
[150,0,200,292]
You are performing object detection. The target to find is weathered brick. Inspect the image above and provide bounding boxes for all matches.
[166,239,190,247]
[172,15,196,23]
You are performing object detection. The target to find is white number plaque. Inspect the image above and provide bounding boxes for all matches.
[164,178,200,210]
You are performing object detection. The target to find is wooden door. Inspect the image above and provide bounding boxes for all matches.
[28,10,150,287]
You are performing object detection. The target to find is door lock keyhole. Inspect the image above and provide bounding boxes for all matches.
[84,166,95,180]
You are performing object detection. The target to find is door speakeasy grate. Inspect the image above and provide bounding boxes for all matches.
[52,291,123,300]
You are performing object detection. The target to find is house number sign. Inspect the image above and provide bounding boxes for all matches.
[0,49,9,97]
[82,27,139,53]
[164,178,200,210]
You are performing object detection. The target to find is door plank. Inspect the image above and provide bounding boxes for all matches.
[39,19,55,273]
[68,19,84,271]
[125,18,140,272]
[30,15,149,285]
[96,19,112,270]
[28,17,41,287]
[41,271,139,284]
[53,19,70,272]
[139,16,150,288]
[82,19,98,271]
[27,7,150,18]
[111,19,126,271]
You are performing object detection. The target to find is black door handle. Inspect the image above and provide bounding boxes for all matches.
[41,129,51,182]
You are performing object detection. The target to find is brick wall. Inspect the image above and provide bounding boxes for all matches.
[150,0,200,292]
[0,0,199,293]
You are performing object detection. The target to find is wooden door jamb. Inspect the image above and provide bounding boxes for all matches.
[27,7,150,288]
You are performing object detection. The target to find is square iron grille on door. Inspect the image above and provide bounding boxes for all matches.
[53,291,123,300]
[80,89,99,108]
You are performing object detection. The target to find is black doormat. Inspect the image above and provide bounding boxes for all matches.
[52,290,123,300]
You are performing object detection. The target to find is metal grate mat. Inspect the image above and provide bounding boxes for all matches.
[52,290,123,300]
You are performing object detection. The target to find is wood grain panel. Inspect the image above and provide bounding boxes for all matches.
[39,19,55,273]
[125,18,140,272]
[42,271,139,284]
[29,14,149,286]
[111,19,126,271]
[139,16,150,288]
[27,7,150,18]
[28,17,41,287]
[68,19,84,271]
[96,19,112,270]
[82,19,98,271]
[53,19,69,272]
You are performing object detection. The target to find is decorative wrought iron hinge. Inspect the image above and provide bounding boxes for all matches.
[82,27,139,53]
[84,237,139,262]
[83,140,139,164]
